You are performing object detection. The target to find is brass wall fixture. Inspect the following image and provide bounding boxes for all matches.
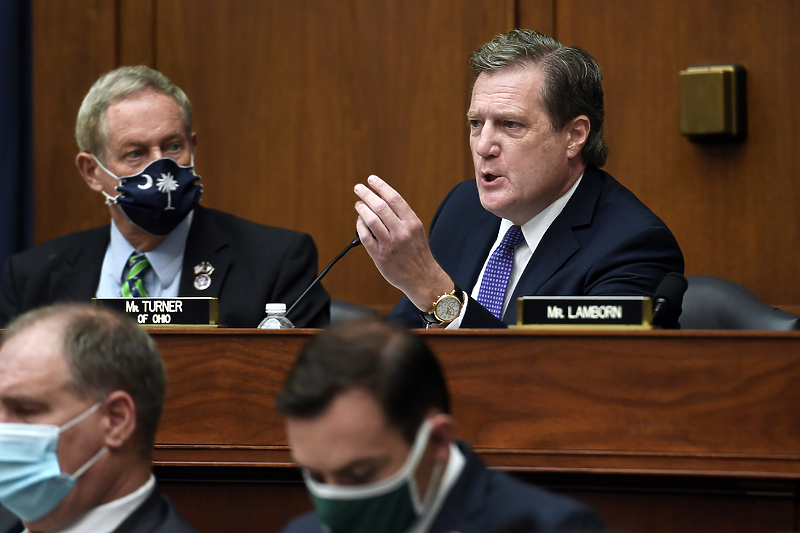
[679,64,747,143]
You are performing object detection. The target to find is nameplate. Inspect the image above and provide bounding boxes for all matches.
[514,296,652,328]
[92,298,220,327]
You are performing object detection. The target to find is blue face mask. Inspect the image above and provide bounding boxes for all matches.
[94,155,203,237]
[0,402,108,523]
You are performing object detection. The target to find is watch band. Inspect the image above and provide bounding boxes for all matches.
[419,281,464,325]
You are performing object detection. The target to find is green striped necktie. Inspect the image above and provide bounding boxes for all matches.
[121,251,151,298]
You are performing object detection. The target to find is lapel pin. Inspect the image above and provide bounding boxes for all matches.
[193,262,215,290]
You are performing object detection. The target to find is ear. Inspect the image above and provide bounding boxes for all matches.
[101,390,137,451]
[428,413,455,463]
[565,115,590,160]
[76,152,105,192]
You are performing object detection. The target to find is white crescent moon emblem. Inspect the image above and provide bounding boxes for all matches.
[139,174,153,190]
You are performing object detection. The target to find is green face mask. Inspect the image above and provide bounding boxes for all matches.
[303,420,438,533]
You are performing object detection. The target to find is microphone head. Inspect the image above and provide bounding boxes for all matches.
[652,272,689,328]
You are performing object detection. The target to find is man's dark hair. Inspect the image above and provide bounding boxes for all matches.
[3,303,167,459]
[276,318,450,444]
[470,28,608,167]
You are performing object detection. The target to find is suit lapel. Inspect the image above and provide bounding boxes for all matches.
[179,206,231,298]
[504,170,603,324]
[453,210,500,291]
[429,443,492,533]
[47,227,109,301]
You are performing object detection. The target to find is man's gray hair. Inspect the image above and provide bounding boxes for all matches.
[75,65,192,157]
[469,29,608,167]
[3,304,167,459]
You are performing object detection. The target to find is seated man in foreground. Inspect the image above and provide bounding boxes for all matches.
[276,318,608,533]
[0,303,199,533]
[354,29,683,328]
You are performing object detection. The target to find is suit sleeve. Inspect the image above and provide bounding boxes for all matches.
[459,295,507,328]
[584,223,685,296]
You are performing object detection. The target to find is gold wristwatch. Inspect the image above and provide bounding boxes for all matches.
[420,282,464,325]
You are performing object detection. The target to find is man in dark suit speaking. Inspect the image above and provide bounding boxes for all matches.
[0,304,199,533]
[277,318,607,533]
[354,29,683,328]
[0,66,329,329]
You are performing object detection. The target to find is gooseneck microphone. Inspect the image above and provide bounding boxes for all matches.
[285,235,362,319]
[651,272,689,329]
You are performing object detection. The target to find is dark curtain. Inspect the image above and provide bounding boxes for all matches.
[0,0,33,287]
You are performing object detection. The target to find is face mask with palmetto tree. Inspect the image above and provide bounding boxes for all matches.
[93,155,203,236]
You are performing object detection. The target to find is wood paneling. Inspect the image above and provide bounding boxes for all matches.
[31,0,800,311]
[151,329,800,477]
[147,329,800,533]
[31,0,513,314]
[538,0,800,306]
[518,0,556,36]
[32,0,117,236]
[153,0,513,311]
[158,475,313,533]
[157,469,800,533]
[118,0,156,66]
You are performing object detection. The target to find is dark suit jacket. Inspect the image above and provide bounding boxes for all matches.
[279,441,607,533]
[0,205,330,328]
[388,167,684,328]
[0,486,199,533]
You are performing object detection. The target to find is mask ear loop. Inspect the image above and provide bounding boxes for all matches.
[58,402,102,434]
[57,401,108,479]
[411,457,444,514]
[408,420,446,514]
[91,155,122,206]
[69,446,108,480]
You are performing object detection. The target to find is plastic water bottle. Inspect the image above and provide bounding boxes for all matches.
[258,303,294,329]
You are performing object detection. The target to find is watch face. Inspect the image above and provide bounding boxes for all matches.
[435,295,461,322]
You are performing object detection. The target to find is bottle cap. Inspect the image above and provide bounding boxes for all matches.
[265,303,287,314]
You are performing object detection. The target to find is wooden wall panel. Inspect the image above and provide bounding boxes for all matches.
[518,0,556,36]
[152,0,514,311]
[32,0,514,313]
[159,472,799,533]
[32,0,117,237]
[35,1,800,311]
[537,0,800,306]
[118,0,156,66]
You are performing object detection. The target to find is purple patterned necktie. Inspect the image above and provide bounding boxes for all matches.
[476,225,525,319]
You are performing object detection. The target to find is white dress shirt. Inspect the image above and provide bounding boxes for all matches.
[23,475,155,533]
[445,173,583,328]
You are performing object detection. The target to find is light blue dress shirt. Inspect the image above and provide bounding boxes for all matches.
[96,211,194,298]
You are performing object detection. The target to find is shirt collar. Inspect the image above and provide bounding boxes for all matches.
[109,210,194,286]
[500,171,584,253]
[408,442,466,533]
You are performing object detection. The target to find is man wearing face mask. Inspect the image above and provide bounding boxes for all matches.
[276,319,608,533]
[0,65,330,329]
[0,303,199,533]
